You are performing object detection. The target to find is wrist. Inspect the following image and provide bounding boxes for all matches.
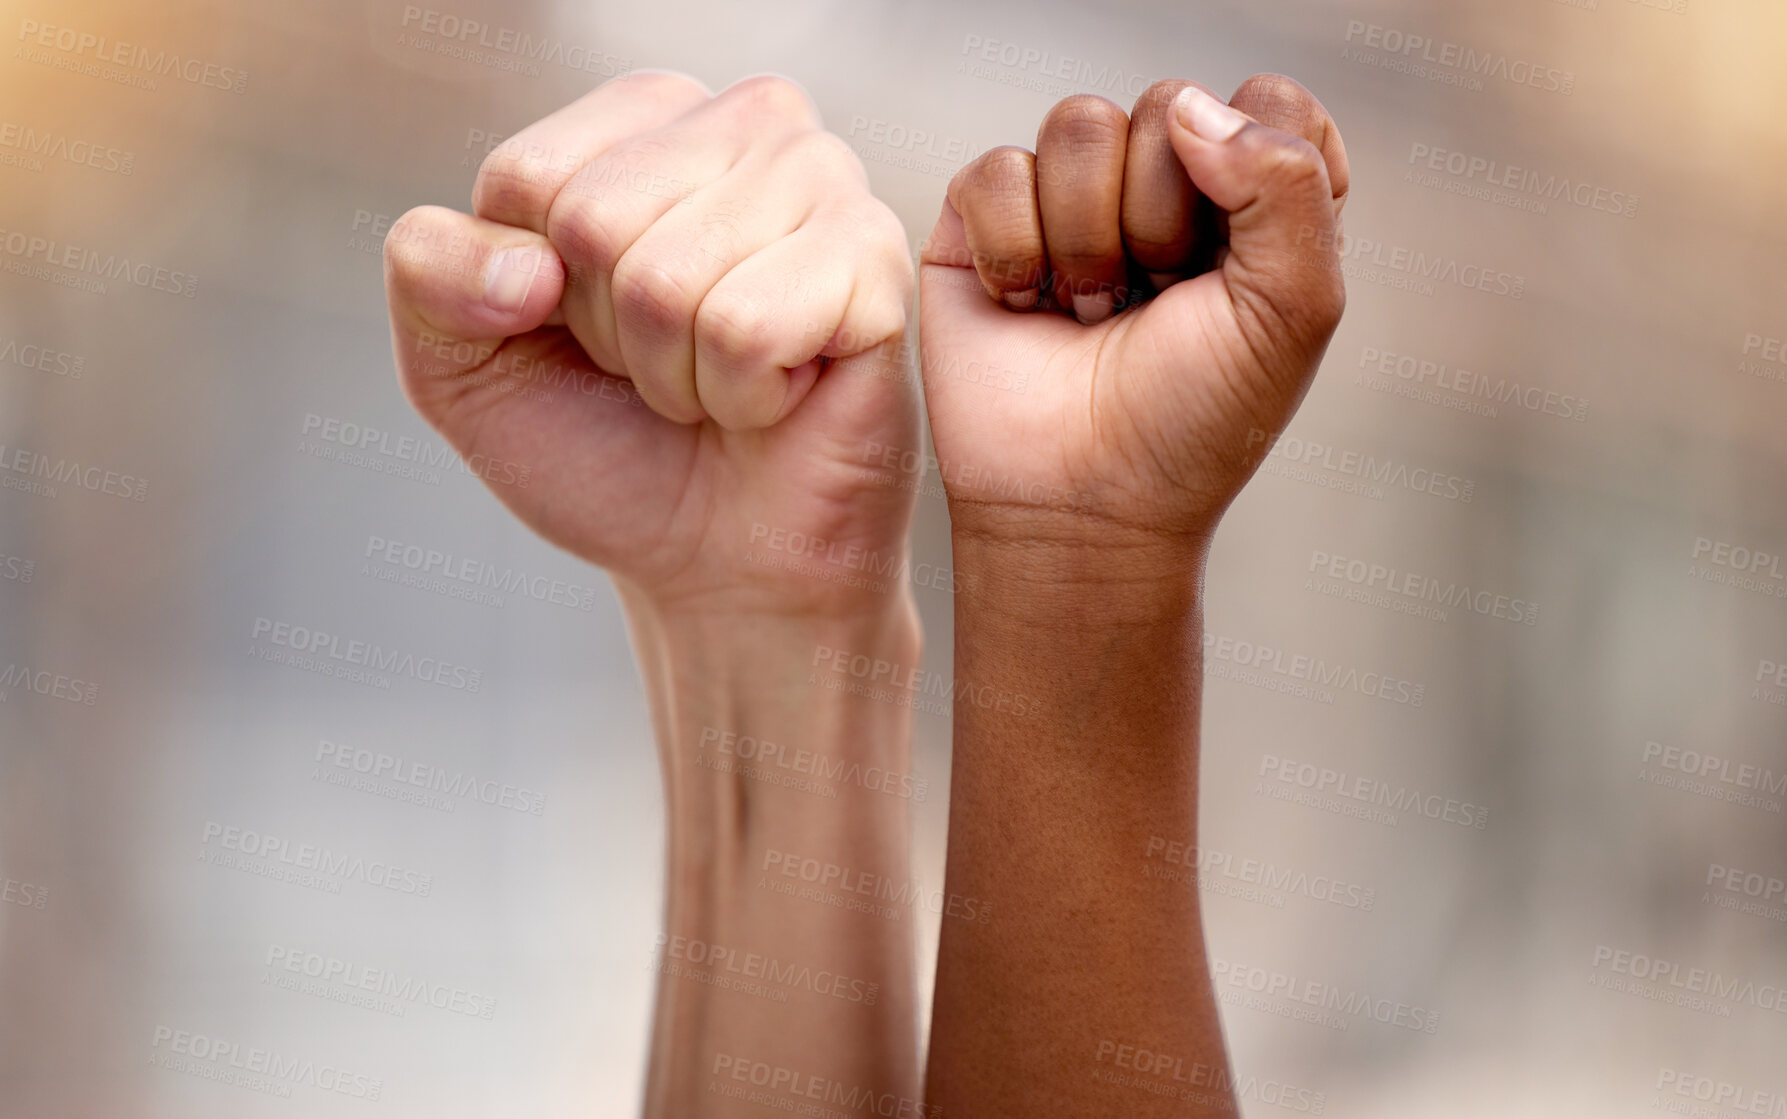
[951,522,1210,630]
[618,585,922,816]
[622,585,923,955]
[621,585,922,692]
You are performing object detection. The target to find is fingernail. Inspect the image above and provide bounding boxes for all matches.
[484,246,539,313]
[1071,290,1113,325]
[1174,86,1245,141]
[1003,288,1039,311]
[1147,270,1188,292]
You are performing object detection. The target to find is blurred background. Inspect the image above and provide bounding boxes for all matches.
[2,0,1785,1114]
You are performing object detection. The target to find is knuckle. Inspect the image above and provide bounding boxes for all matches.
[975,241,1044,290]
[383,205,451,271]
[1124,226,1189,262]
[860,224,916,312]
[473,147,563,223]
[1041,94,1129,146]
[858,290,908,349]
[836,289,906,357]
[613,255,697,336]
[545,192,625,277]
[783,129,864,179]
[873,207,918,291]
[971,145,1037,197]
[611,69,711,105]
[1046,222,1116,263]
[1267,135,1328,191]
[1232,73,1321,136]
[696,287,776,368]
[1132,78,1192,117]
[1234,72,1310,111]
[694,196,757,253]
[557,134,681,208]
[723,73,819,123]
[961,149,1044,288]
[824,199,912,288]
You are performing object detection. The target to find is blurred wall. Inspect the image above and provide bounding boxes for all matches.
[2,0,1784,1115]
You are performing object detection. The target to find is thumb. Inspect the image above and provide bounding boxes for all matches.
[916,196,1033,396]
[916,196,1016,340]
[382,205,567,412]
[1164,86,1346,361]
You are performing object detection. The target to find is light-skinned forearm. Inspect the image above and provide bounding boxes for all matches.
[925,529,1235,1118]
[620,588,924,1119]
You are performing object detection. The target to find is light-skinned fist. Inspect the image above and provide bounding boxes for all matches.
[384,71,918,619]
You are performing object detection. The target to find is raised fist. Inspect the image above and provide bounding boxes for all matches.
[919,75,1349,550]
[383,72,918,617]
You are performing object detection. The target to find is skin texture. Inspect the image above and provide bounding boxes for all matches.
[382,71,924,1118]
[917,75,1350,1116]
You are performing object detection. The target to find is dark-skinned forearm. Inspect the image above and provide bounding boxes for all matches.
[925,529,1235,1118]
